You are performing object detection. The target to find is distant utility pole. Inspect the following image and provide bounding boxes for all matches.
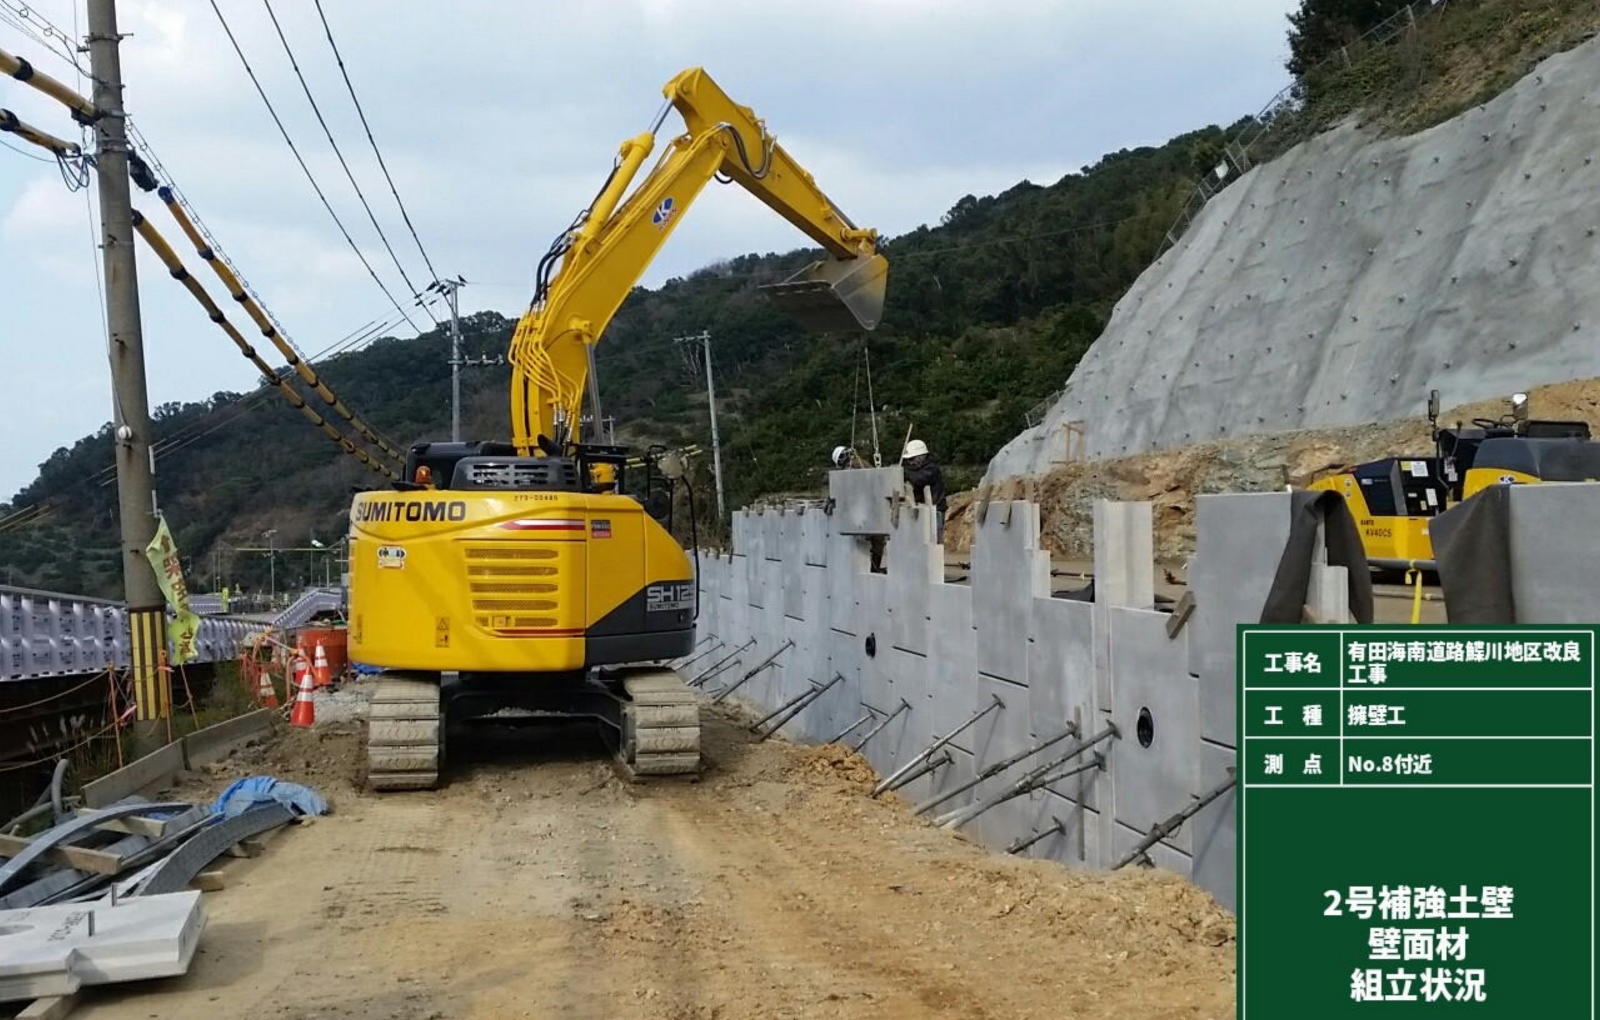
[428,276,500,442]
[88,0,168,743]
[673,331,725,520]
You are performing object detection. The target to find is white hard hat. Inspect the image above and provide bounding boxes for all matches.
[830,445,852,468]
[902,439,929,460]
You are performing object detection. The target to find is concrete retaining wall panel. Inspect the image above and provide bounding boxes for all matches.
[828,467,905,536]
[1509,483,1600,622]
[1108,608,1200,854]
[1189,492,1292,747]
[801,509,830,567]
[1191,740,1239,912]
[971,502,1049,687]
[885,506,939,656]
[1027,596,1094,742]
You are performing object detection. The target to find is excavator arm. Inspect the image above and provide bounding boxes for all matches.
[508,67,888,454]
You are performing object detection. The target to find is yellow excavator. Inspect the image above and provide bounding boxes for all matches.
[346,69,887,789]
[1309,390,1600,570]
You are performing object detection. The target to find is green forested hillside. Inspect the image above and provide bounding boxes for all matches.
[0,123,1218,598]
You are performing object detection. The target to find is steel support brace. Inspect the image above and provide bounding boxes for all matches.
[688,638,755,688]
[711,639,794,704]
[935,723,1118,829]
[941,755,1105,831]
[887,750,951,791]
[1007,817,1066,855]
[913,723,1080,816]
[1111,769,1237,870]
[827,711,875,746]
[851,699,910,752]
[674,637,726,672]
[872,694,1003,798]
[754,673,843,740]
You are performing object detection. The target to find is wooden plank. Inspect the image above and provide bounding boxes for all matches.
[1164,590,1197,639]
[191,870,226,892]
[222,837,264,859]
[0,832,123,876]
[79,812,165,839]
[18,995,78,1020]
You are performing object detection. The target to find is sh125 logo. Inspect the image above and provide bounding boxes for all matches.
[646,581,694,612]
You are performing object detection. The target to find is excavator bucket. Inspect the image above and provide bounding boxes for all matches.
[761,253,888,333]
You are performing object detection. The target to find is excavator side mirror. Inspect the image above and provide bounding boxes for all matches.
[761,253,889,333]
[1427,389,1440,422]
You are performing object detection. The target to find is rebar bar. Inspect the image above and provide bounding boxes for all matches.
[872,694,1004,798]
[1007,817,1066,855]
[851,699,910,751]
[936,723,1118,829]
[912,723,1079,816]
[1112,769,1237,870]
[755,673,844,740]
[711,639,794,704]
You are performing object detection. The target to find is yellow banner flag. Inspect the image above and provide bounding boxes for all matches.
[144,516,201,664]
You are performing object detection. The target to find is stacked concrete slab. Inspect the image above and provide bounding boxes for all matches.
[695,470,1350,911]
[988,35,1600,480]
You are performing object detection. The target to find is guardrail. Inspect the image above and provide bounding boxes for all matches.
[0,584,273,683]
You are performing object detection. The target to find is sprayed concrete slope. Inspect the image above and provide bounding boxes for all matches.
[989,35,1600,482]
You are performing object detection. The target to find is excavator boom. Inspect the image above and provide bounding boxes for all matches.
[508,67,888,454]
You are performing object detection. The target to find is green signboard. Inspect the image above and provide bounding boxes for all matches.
[1239,627,1595,1017]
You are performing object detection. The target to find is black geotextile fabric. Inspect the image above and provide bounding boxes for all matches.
[1430,486,1515,624]
[1260,490,1375,624]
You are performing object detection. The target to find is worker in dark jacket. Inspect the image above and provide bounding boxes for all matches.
[901,439,947,542]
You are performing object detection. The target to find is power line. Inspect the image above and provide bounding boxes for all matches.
[0,0,90,79]
[259,0,437,326]
[207,0,423,334]
[0,133,55,162]
[310,0,440,284]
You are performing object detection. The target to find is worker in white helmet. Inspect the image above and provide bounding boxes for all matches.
[901,438,947,542]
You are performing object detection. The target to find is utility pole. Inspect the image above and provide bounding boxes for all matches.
[88,0,167,744]
[428,276,499,442]
[673,331,725,520]
[263,529,277,605]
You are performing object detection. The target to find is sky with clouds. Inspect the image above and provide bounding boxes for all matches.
[0,0,1297,498]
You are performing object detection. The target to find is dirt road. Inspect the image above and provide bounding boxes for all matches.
[74,707,1234,1019]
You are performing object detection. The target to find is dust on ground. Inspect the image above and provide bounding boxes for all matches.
[955,376,1600,563]
[75,699,1235,1020]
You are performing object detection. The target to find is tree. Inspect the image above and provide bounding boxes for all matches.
[1286,0,1413,76]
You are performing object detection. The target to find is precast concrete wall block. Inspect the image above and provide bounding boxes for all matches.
[828,467,906,536]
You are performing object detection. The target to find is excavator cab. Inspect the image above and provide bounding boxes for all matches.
[762,253,889,332]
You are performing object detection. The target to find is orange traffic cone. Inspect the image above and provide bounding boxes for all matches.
[289,661,317,728]
[313,642,332,688]
[256,666,279,709]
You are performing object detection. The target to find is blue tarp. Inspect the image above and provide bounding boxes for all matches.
[212,775,329,818]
